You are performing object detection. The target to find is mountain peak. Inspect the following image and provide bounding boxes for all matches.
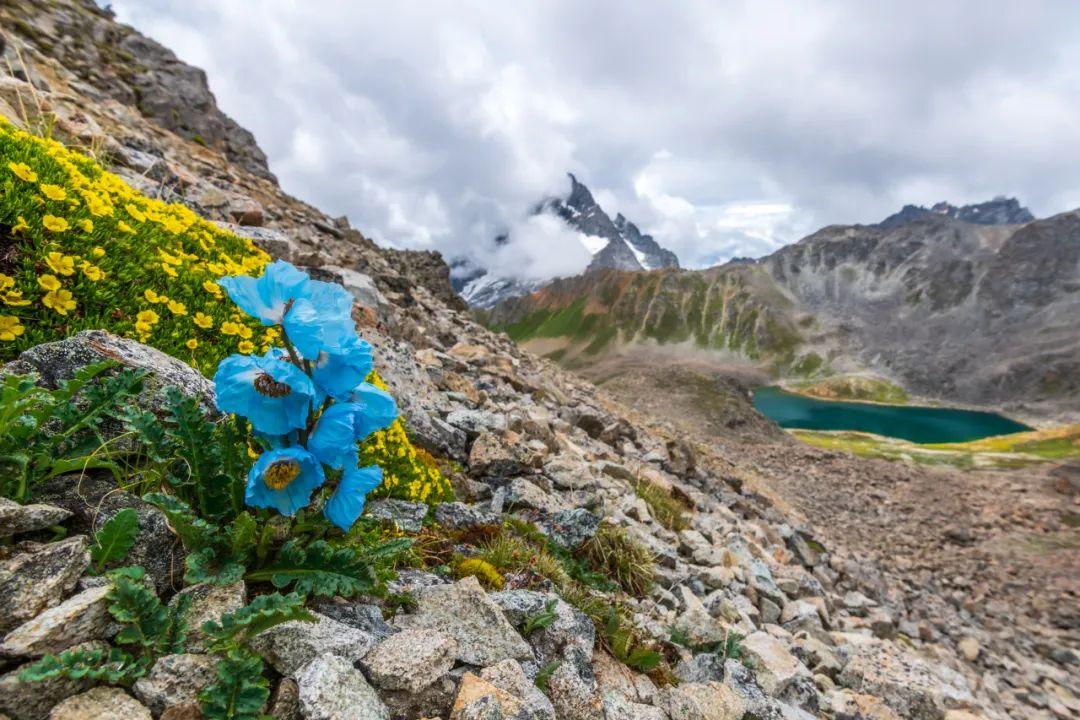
[879,197,1034,228]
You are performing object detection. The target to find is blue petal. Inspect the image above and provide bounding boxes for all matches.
[312,337,374,400]
[218,276,277,325]
[308,403,361,470]
[245,447,325,516]
[213,353,316,435]
[281,297,325,359]
[349,382,398,439]
[219,260,312,325]
[324,465,383,531]
[282,281,356,359]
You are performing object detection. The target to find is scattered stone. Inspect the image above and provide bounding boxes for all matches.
[168,582,245,653]
[542,508,601,550]
[307,600,394,639]
[0,584,111,657]
[434,502,499,530]
[451,673,523,720]
[132,654,217,717]
[446,409,506,438]
[667,682,747,720]
[49,687,151,720]
[505,477,563,513]
[0,536,90,633]
[295,654,389,720]
[741,632,812,696]
[546,645,604,720]
[468,432,535,477]
[675,652,727,684]
[957,636,980,662]
[490,590,594,662]
[319,265,389,314]
[250,612,380,675]
[361,628,458,693]
[479,658,556,720]
[0,499,71,538]
[396,576,532,666]
[363,498,428,533]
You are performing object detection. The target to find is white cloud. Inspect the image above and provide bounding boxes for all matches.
[111,0,1080,274]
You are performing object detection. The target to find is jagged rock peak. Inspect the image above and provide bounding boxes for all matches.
[879,196,1034,228]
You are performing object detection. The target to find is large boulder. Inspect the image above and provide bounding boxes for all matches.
[0,536,89,634]
[250,612,381,675]
[0,584,112,657]
[360,628,458,694]
[4,330,214,411]
[0,499,72,538]
[295,654,389,720]
[48,687,151,720]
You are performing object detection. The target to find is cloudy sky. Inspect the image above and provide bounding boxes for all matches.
[112,1,1080,280]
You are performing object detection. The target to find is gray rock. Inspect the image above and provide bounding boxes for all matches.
[361,627,457,693]
[505,477,563,513]
[267,678,301,720]
[363,498,427,533]
[0,640,105,720]
[468,432,535,478]
[602,693,668,720]
[0,499,71,538]
[318,265,389,314]
[295,654,389,720]
[546,645,603,720]
[5,330,214,412]
[740,632,817,714]
[0,536,90,633]
[451,672,524,719]
[49,687,151,720]
[250,612,380,675]
[479,658,556,720]
[674,653,726,684]
[722,660,783,720]
[0,584,111,657]
[446,409,506,439]
[35,476,184,595]
[379,672,460,719]
[168,582,245,653]
[433,502,499,530]
[307,600,394,639]
[490,590,594,664]
[132,653,217,717]
[666,681,747,720]
[542,508,600,550]
[215,222,295,260]
[395,576,532,666]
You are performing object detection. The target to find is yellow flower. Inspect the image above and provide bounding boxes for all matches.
[78,219,94,233]
[161,263,178,278]
[126,204,147,222]
[8,162,37,183]
[220,321,242,336]
[117,221,135,234]
[135,321,152,335]
[137,309,160,325]
[2,290,31,307]
[0,274,12,291]
[42,289,76,315]
[80,262,105,281]
[186,338,199,350]
[203,280,223,298]
[193,312,214,329]
[144,289,161,303]
[87,197,112,217]
[45,252,75,276]
[159,249,182,266]
[42,215,70,233]
[0,315,24,341]
[237,325,253,339]
[167,300,187,316]
[38,274,62,292]
[92,246,106,258]
[39,184,66,201]
[237,340,255,354]
[11,216,29,234]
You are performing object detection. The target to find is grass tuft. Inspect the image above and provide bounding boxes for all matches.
[580,524,656,596]
[635,478,691,531]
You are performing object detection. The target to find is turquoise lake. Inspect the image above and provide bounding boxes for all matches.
[752,386,1031,444]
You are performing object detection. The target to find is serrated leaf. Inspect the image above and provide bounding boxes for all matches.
[228,512,258,558]
[19,646,145,686]
[246,540,375,598]
[202,592,315,651]
[143,492,216,549]
[198,649,270,720]
[185,547,247,586]
[90,508,140,572]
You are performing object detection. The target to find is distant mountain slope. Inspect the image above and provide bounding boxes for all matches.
[878,197,1034,228]
[484,200,1080,417]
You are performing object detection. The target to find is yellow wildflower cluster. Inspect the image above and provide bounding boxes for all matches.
[360,371,454,504]
[0,115,270,370]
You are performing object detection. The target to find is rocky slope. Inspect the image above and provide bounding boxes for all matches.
[486,202,1080,420]
[0,3,1076,720]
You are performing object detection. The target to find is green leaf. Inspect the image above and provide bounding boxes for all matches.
[142,492,217,549]
[185,547,247,586]
[199,649,270,720]
[105,566,187,656]
[246,540,375,598]
[523,599,560,636]
[534,660,560,694]
[202,592,315,651]
[228,513,258,558]
[90,508,140,573]
[20,646,146,686]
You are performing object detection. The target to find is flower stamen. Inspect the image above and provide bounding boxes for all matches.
[263,460,301,490]
[253,372,292,398]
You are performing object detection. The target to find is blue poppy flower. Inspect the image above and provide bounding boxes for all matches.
[214,352,317,435]
[218,260,312,326]
[323,465,383,531]
[245,447,325,516]
[307,386,397,468]
[282,280,356,359]
[311,336,374,401]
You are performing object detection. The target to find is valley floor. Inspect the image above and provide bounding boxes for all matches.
[584,357,1080,719]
